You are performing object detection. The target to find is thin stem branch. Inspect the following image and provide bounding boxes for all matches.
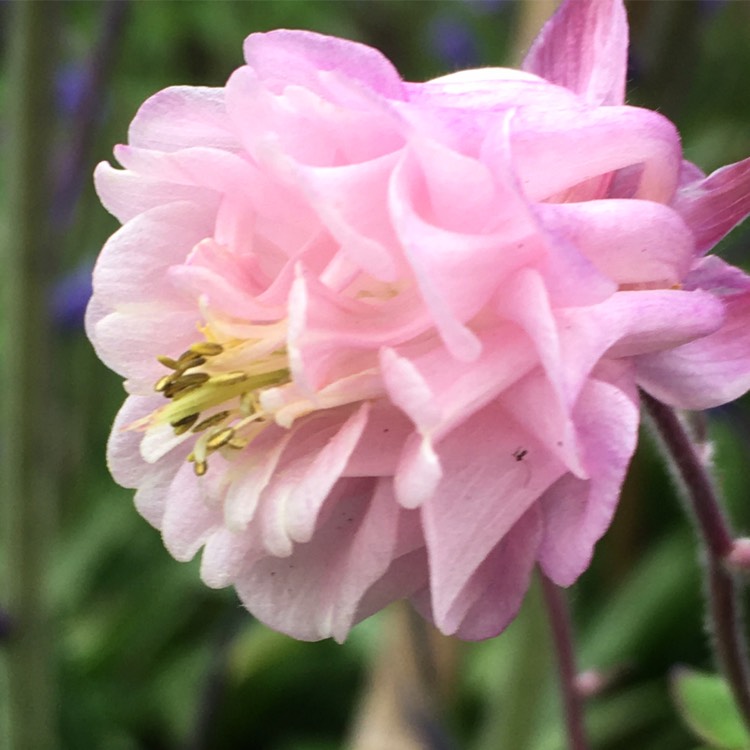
[642,391,750,733]
[0,3,59,749]
[541,574,589,750]
[642,392,732,557]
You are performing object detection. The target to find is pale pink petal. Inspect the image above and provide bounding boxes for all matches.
[107,395,160,489]
[223,427,295,531]
[128,86,238,152]
[200,527,259,589]
[425,506,543,639]
[256,405,370,556]
[500,370,587,479]
[287,269,431,391]
[94,162,217,224]
[417,67,579,111]
[672,156,750,255]
[539,374,639,585]
[88,200,216,310]
[536,199,695,286]
[235,477,406,642]
[389,147,539,360]
[381,327,537,442]
[290,154,405,282]
[243,30,406,100]
[480,115,616,306]
[523,0,628,106]
[550,289,724,408]
[636,292,750,410]
[511,106,681,203]
[89,307,198,393]
[161,462,223,562]
[422,401,567,627]
[343,403,415,477]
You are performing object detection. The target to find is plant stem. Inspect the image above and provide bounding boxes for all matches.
[0,2,59,749]
[642,392,750,733]
[541,574,590,750]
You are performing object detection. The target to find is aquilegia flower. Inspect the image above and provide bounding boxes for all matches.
[87,0,750,641]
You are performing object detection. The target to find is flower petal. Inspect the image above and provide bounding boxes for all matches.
[420,505,542,639]
[128,86,237,152]
[536,199,695,286]
[672,156,750,255]
[235,477,409,642]
[636,291,750,410]
[243,30,406,100]
[421,400,566,628]
[523,0,628,106]
[538,372,639,585]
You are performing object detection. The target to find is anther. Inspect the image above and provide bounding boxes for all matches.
[206,428,235,451]
[157,355,181,370]
[227,438,249,450]
[155,374,175,393]
[194,460,208,476]
[240,391,257,415]
[176,353,207,371]
[171,414,199,435]
[192,411,230,432]
[168,383,203,400]
[210,371,250,386]
[189,342,224,356]
[170,372,211,389]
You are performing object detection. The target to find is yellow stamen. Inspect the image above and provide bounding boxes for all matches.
[171,414,198,434]
[176,353,207,371]
[155,374,175,393]
[209,371,250,387]
[206,428,235,451]
[150,331,291,476]
[189,341,224,356]
[192,411,230,432]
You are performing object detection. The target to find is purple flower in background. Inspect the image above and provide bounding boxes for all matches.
[55,64,88,117]
[52,262,93,331]
[428,14,480,69]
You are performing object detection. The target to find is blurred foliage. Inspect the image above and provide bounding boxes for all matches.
[1,1,750,748]
[672,669,750,749]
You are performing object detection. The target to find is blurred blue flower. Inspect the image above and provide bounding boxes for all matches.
[427,13,480,69]
[55,64,88,118]
[51,262,93,331]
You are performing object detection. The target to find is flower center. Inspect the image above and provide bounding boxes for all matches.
[152,335,290,476]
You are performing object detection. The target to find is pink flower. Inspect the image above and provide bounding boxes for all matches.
[87,0,750,641]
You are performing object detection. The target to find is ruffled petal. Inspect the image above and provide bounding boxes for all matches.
[424,505,542,639]
[235,477,408,642]
[538,371,639,585]
[243,30,406,100]
[511,105,681,203]
[672,156,750,255]
[128,86,238,152]
[161,462,223,562]
[536,199,695,286]
[256,405,370,556]
[636,291,750,410]
[421,400,567,628]
[94,162,217,224]
[523,0,628,106]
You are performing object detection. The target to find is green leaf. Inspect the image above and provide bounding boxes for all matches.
[671,668,750,749]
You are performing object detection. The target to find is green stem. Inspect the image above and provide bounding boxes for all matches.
[1,3,60,749]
